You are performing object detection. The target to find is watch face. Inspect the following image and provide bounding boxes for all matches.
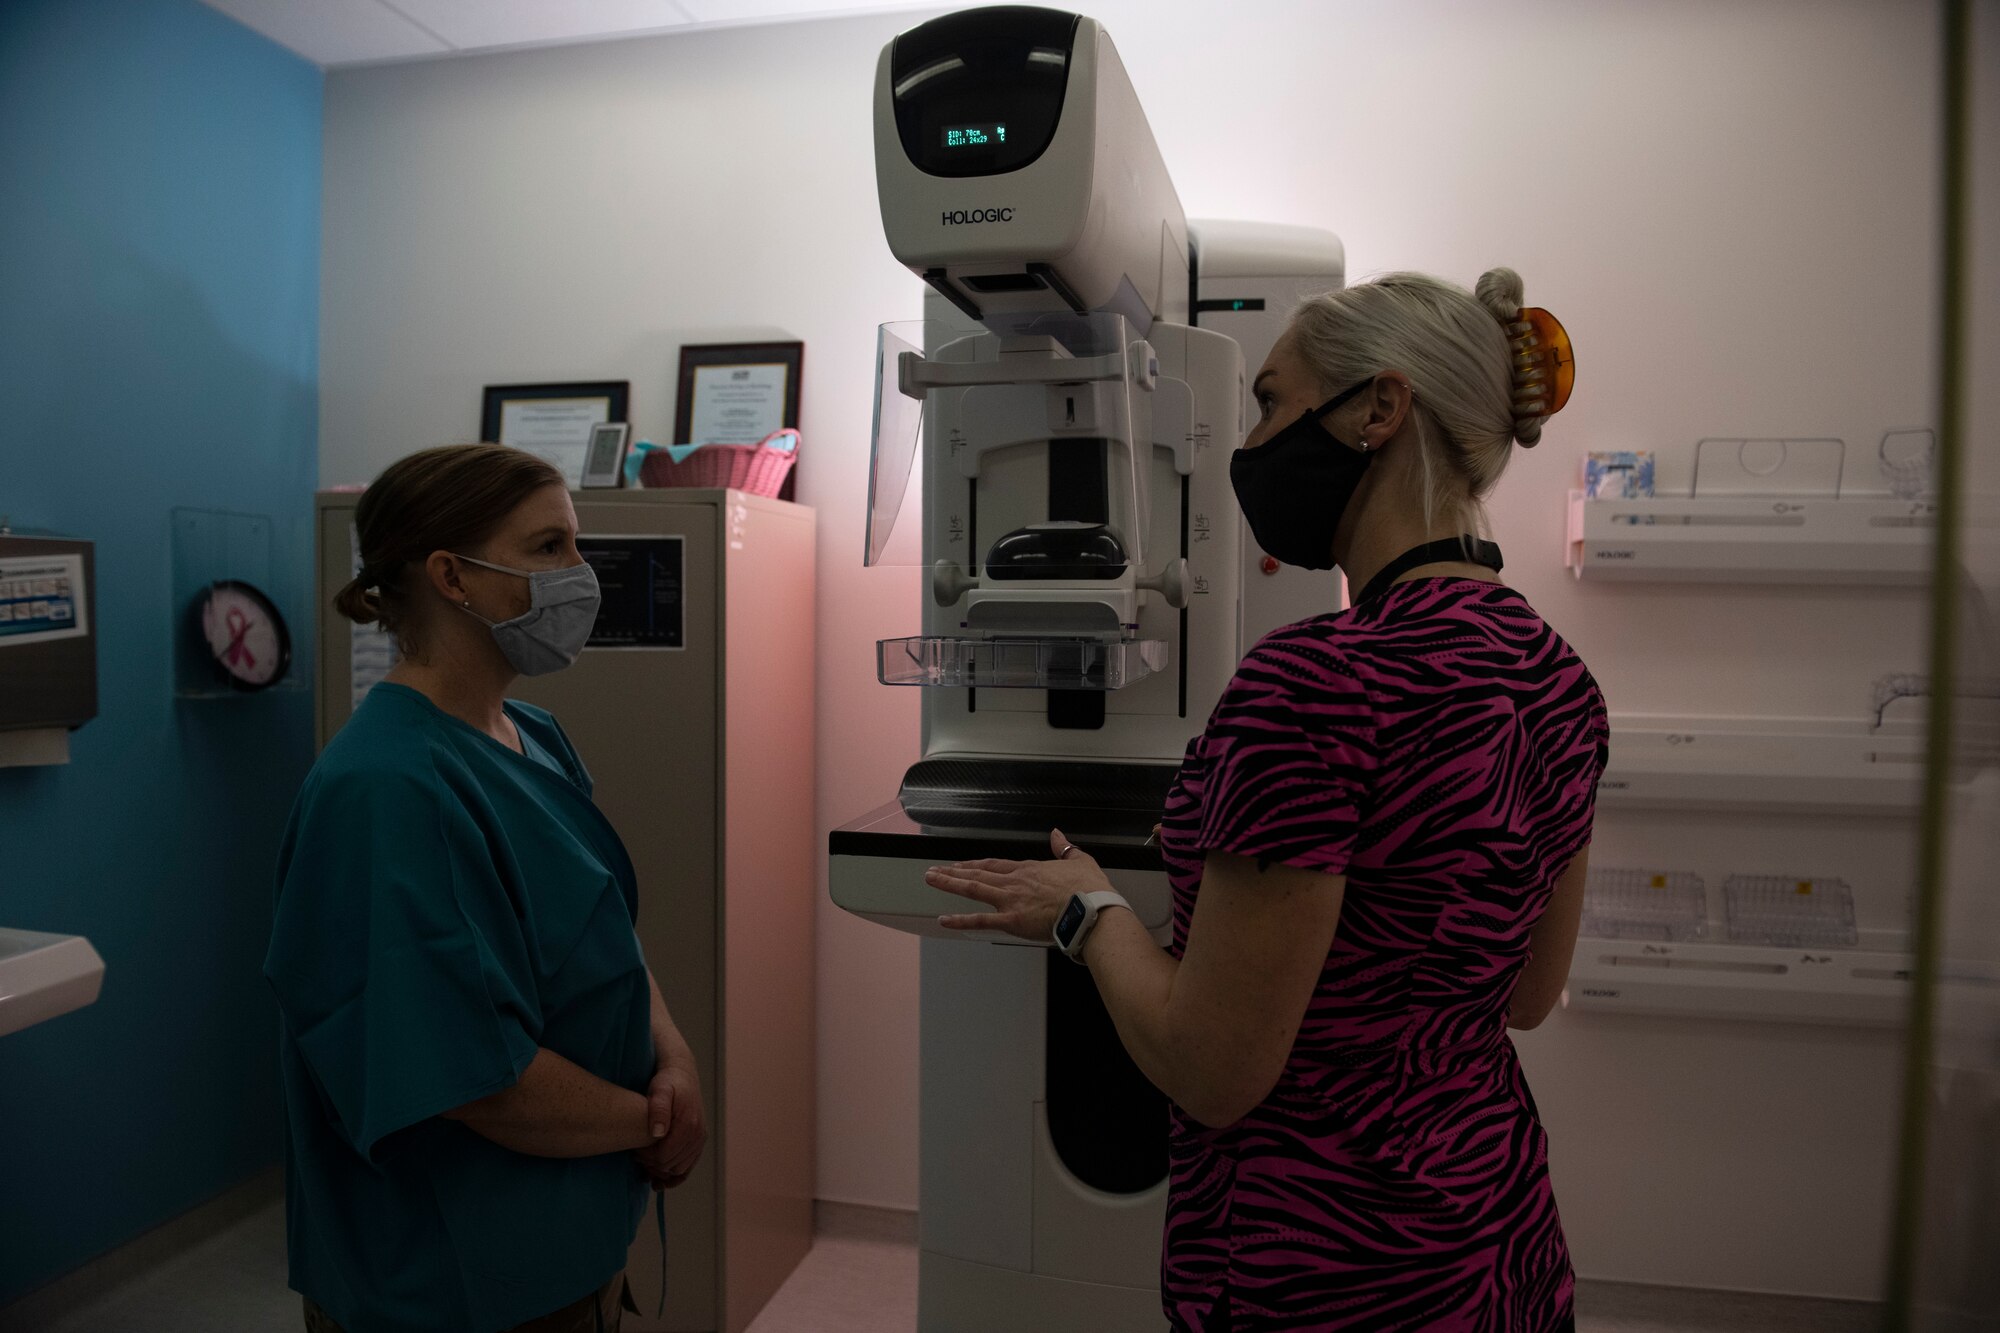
[1054,895,1088,947]
[198,580,291,690]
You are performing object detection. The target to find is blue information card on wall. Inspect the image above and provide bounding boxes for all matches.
[0,553,89,645]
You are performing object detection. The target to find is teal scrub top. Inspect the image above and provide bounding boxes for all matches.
[265,683,653,1333]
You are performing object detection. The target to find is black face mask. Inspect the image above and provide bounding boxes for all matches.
[1229,377,1374,571]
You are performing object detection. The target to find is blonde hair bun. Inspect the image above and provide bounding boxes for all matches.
[1473,266,1524,321]
[1474,266,1544,448]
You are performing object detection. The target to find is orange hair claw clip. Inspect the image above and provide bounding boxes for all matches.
[1509,306,1575,419]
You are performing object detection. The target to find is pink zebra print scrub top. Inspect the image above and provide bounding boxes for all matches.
[1158,576,1609,1333]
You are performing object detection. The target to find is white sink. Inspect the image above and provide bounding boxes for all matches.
[0,928,106,1037]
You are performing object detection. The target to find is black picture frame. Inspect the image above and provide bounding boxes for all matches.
[674,342,803,501]
[480,380,630,449]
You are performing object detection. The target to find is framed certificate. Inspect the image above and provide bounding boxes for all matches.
[675,342,802,500]
[481,381,630,488]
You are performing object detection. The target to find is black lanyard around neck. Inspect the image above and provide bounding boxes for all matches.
[1354,537,1504,607]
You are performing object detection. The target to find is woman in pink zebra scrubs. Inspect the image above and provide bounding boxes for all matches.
[928,268,1606,1332]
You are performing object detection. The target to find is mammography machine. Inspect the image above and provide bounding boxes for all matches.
[828,8,1343,1328]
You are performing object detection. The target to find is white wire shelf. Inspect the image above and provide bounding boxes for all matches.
[1564,490,1934,585]
[1599,715,1922,816]
[1564,931,1912,1027]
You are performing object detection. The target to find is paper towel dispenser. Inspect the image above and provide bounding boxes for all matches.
[0,532,98,766]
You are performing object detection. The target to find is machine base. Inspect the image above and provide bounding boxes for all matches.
[919,1251,1169,1333]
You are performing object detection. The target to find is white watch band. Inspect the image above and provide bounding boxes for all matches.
[1054,890,1131,962]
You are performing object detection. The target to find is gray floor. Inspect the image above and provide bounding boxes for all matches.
[5,1198,1879,1333]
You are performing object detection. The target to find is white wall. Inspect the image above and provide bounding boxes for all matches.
[320,0,1939,1294]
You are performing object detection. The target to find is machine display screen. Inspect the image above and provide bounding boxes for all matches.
[580,536,684,650]
[942,123,1006,148]
[892,8,1074,176]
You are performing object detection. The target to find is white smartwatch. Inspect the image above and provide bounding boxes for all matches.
[1052,890,1132,963]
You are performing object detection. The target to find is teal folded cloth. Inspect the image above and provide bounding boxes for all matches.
[666,428,799,463]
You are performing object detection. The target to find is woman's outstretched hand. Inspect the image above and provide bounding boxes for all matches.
[925,828,1113,943]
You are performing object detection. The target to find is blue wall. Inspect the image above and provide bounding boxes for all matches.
[0,0,320,1304]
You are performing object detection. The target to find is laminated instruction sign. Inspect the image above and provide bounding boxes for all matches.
[0,553,88,647]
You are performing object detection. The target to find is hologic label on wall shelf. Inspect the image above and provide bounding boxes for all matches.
[1564,491,1933,586]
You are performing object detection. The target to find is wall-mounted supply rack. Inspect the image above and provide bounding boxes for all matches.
[1560,471,1936,1026]
[1564,490,1935,585]
[1563,931,1911,1026]
[1600,714,1922,817]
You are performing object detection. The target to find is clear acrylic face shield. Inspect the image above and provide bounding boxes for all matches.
[866,320,935,569]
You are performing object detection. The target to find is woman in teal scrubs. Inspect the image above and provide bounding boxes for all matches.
[265,445,705,1333]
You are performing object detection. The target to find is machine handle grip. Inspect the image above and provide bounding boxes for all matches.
[1136,558,1188,609]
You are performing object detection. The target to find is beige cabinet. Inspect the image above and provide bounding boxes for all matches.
[314,488,816,1333]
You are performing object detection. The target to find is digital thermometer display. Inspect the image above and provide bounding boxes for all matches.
[942,123,1007,148]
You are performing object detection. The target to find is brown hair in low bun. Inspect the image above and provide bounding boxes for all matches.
[339,444,566,654]
[332,571,382,627]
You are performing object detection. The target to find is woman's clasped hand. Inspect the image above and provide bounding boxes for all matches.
[638,1061,704,1189]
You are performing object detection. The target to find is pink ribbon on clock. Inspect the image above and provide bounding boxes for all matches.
[223,606,258,670]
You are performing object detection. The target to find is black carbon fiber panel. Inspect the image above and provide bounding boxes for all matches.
[897,757,1176,833]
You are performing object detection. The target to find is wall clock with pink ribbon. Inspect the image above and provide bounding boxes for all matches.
[193,580,291,692]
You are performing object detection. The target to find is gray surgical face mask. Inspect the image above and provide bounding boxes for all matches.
[453,554,600,676]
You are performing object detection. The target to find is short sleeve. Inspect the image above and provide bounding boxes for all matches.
[265,764,542,1161]
[1192,634,1375,875]
[1563,679,1613,861]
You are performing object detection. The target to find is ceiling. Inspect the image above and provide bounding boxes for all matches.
[199,0,955,68]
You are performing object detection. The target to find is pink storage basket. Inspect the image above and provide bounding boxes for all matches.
[640,428,798,498]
